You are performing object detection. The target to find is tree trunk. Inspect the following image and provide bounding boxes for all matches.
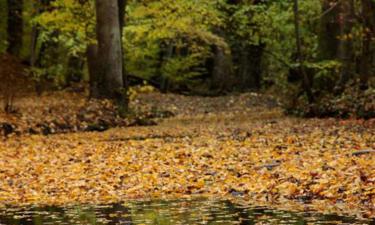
[86,44,100,98]
[30,0,54,95]
[118,0,129,110]
[293,0,314,103]
[30,0,53,67]
[228,0,265,91]
[336,0,355,88]
[65,55,84,86]
[210,44,233,92]
[36,31,60,93]
[235,43,264,90]
[118,0,126,31]
[95,0,124,102]
[29,26,39,67]
[319,0,355,90]
[160,44,173,93]
[318,0,341,60]
[359,0,375,89]
[6,0,23,56]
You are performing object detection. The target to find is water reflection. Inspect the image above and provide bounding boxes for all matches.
[0,199,373,225]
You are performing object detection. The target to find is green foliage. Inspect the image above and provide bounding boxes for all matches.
[225,2,268,46]
[307,60,341,91]
[32,0,229,84]
[124,0,226,81]
[34,0,95,55]
[29,0,94,86]
[30,0,325,92]
[258,0,321,87]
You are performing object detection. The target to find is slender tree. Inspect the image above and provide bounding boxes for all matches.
[293,0,314,103]
[118,0,129,109]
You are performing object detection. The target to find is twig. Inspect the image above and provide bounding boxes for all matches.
[312,0,343,21]
[352,149,375,156]
[256,162,281,170]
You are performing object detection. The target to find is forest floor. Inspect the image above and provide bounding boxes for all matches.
[0,91,374,219]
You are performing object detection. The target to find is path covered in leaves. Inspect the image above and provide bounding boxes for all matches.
[0,92,374,219]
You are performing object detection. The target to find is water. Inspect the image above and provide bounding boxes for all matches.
[0,199,373,225]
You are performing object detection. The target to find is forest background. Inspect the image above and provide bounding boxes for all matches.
[0,0,374,119]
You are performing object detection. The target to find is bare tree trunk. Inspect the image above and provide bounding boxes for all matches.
[6,0,23,56]
[293,0,314,103]
[95,0,124,102]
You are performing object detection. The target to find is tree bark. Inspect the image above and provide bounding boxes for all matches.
[6,0,23,56]
[95,0,124,102]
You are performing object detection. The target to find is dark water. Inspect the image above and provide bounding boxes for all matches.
[0,199,373,225]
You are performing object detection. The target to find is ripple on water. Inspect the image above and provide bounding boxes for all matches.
[0,199,373,225]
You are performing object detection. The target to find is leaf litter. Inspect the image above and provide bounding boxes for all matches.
[0,91,374,219]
